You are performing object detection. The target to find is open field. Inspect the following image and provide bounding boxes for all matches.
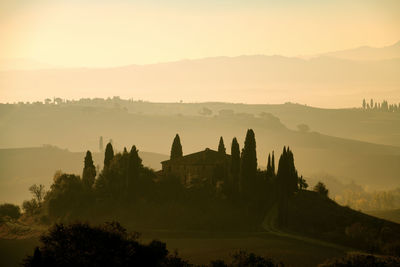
[0,229,349,267]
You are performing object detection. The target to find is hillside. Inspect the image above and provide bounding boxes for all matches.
[0,146,168,204]
[1,103,400,191]
[366,209,400,224]
[287,191,400,252]
[2,190,400,266]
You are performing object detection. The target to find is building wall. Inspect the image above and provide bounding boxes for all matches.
[162,161,229,186]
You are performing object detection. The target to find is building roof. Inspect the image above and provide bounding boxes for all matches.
[161,148,231,166]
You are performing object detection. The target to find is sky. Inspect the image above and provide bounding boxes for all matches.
[1,0,399,67]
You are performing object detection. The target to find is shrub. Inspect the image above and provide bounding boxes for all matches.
[319,253,400,267]
[0,203,21,220]
[314,182,329,197]
[23,221,187,267]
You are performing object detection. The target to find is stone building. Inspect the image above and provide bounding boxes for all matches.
[161,148,231,186]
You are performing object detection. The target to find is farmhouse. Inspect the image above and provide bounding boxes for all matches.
[161,148,231,186]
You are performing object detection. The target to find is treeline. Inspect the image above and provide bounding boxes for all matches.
[20,129,307,230]
[361,98,400,112]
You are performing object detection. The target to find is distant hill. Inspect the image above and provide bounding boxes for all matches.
[320,41,400,61]
[0,146,168,204]
[0,104,399,199]
[1,55,399,107]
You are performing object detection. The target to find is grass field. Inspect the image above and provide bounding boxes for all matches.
[0,230,349,267]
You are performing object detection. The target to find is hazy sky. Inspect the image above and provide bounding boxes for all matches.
[1,0,399,67]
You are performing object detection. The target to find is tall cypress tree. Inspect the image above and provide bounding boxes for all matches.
[240,129,257,196]
[127,145,143,194]
[104,142,114,168]
[218,136,226,155]
[170,134,183,160]
[266,153,274,179]
[277,146,298,197]
[271,151,275,175]
[82,150,96,188]
[231,137,241,196]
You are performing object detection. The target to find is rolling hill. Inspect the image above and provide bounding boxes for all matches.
[1,103,400,205]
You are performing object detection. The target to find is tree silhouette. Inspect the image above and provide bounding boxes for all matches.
[82,150,96,188]
[240,129,257,197]
[314,181,329,197]
[271,151,275,175]
[0,203,21,220]
[231,137,241,196]
[218,136,226,155]
[104,142,114,168]
[277,147,298,196]
[266,152,275,179]
[127,145,143,193]
[298,175,308,190]
[23,222,185,267]
[170,134,183,160]
[29,184,46,208]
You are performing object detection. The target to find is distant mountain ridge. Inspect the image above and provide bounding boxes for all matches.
[319,40,400,61]
[1,53,399,107]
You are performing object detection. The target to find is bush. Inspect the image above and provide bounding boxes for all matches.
[314,182,329,197]
[319,253,400,267]
[23,221,187,267]
[209,250,282,267]
[0,203,21,220]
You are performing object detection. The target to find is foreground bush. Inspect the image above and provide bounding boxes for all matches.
[0,203,21,220]
[319,253,400,267]
[23,222,190,267]
[210,250,283,267]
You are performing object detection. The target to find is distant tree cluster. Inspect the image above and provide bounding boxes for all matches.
[362,98,400,112]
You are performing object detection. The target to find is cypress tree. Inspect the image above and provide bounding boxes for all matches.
[129,145,142,177]
[127,145,143,194]
[170,134,183,160]
[266,153,274,178]
[82,150,96,188]
[104,142,114,168]
[231,137,241,196]
[218,136,226,155]
[240,129,257,196]
[276,146,298,197]
[271,151,275,175]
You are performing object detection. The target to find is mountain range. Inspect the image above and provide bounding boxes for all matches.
[1,41,399,107]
